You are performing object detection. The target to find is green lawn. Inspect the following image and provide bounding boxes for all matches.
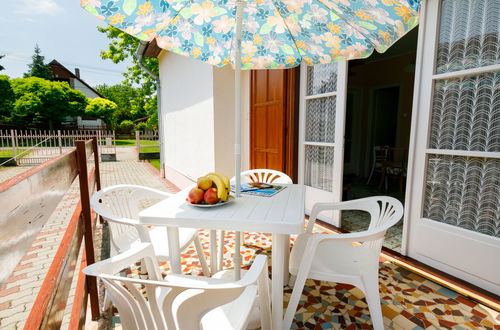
[113,139,159,146]
[0,150,14,157]
[140,146,160,153]
[0,149,31,158]
[148,159,160,170]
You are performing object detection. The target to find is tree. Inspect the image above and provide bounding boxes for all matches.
[24,44,52,80]
[85,98,118,126]
[0,55,5,71]
[95,83,147,124]
[8,77,88,128]
[0,75,15,120]
[98,26,158,124]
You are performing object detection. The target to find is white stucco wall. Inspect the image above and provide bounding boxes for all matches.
[158,52,216,184]
[158,51,251,188]
[71,79,100,99]
[213,67,250,178]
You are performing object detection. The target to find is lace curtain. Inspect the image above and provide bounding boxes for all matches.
[304,64,337,192]
[423,0,500,237]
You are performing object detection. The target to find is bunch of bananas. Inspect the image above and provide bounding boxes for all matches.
[200,172,231,202]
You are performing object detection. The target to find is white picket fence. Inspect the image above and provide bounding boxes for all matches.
[0,129,116,166]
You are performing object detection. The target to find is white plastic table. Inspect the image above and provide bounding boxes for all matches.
[139,184,305,329]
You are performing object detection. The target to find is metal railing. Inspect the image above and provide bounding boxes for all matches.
[0,129,116,165]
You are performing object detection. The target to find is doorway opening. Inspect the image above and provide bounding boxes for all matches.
[341,28,418,253]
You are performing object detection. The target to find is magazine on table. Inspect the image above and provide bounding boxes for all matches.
[231,183,286,197]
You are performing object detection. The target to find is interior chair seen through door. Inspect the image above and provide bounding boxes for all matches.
[283,196,403,330]
[83,242,271,330]
[91,184,210,276]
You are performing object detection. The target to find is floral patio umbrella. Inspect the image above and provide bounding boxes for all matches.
[81,0,421,194]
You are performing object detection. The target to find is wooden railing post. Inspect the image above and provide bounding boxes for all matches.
[75,140,100,320]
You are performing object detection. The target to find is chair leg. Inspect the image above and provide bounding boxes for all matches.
[283,268,309,330]
[361,273,384,330]
[193,235,211,277]
[366,165,375,184]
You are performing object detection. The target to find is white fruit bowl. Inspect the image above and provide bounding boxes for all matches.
[187,196,234,208]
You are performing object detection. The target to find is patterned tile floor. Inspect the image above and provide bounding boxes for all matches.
[112,224,499,329]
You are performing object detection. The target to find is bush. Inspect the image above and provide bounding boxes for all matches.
[116,119,134,134]
[85,97,117,126]
[134,122,148,132]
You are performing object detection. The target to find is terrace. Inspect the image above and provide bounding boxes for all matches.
[0,144,498,329]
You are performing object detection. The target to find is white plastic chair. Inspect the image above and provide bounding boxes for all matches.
[91,184,210,276]
[219,170,292,274]
[83,242,272,330]
[283,196,403,330]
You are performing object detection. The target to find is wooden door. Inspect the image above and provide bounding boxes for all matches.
[250,69,298,179]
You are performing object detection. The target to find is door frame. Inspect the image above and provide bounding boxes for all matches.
[249,69,299,182]
[298,61,348,226]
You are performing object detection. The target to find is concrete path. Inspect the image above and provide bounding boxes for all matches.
[0,147,172,329]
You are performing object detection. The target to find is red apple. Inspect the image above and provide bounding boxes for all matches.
[204,188,219,204]
[187,187,204,204]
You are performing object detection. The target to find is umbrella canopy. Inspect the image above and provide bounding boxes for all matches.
[81,0,420,198]
[81,0,420,69]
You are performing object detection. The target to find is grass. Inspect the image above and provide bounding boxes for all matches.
[148,159,160,170]
[0,150,14,158]
[113,139,159,146]
[140,146,160,153]
[0,149,34,159]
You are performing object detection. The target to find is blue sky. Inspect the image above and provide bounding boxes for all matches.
[0,0,132,87]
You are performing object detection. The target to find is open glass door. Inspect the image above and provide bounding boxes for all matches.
[298,62,348,226]
[407,0,500,294]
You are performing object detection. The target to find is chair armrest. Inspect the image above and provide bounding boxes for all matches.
[306,199,374,233]
[310,228,386,245]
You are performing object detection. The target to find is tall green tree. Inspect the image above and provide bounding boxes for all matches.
[98,26,158,125]
[8,77,88,128]
[24,44,52,80]
[0,75,15,119]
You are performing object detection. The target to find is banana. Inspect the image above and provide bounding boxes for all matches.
[206,172,230,193]
[206,174,228,201]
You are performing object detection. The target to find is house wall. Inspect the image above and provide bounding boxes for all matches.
[71,78,101,98]
[157,52,251,189]
[158,52,216,187]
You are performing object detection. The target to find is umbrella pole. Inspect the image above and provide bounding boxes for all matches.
[233,0,244,282]
[234,0,244,198]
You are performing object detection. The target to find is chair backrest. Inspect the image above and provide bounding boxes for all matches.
[373,146,388,164]
[83,243,269,330]
[232,169,293,184]
[345,196,404,249]
[381,147,408,169]
[90,185,172,255]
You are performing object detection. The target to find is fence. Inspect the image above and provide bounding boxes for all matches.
[0,138,100,328]
[135,130,159,160]
[0,129,116,166]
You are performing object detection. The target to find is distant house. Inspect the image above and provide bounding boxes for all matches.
[48,60,105,129]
